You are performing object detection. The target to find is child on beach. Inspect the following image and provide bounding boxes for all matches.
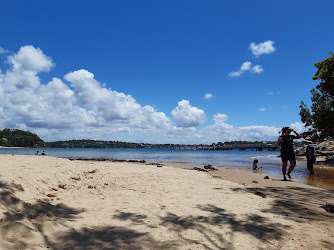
[253,159,261,170]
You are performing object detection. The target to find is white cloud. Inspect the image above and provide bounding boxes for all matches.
[203,115,281,143]
[203,114,233,138]
[131,105,172,130]
[0,47,9,54]
[289,122,309,133]
[0,46,174,139]
[0,83,4,127]
[0,45,304,144]
[259,108,266,112]
[7,45,54,72]
[249,40,276,57]
[65,69,142,121]
[229,62,263,77]
[171,100,206,128]
[228,40,274,78]
[204,93,213,100]
[4,70,41,91]
[214,113,229,123]
[252,65,264,73]
[236,126,280,141]
[228,71,242,77]
[3,46,55,91]
[241,62,252,71]
[267,91,280,96]
[229,62,251,77]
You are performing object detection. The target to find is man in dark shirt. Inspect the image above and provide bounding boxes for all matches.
[276,127,302,181]
[304,137,316,174]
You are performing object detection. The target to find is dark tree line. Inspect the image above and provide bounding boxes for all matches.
[0,128,45,147]
[45,140,174,148]
[300,52,334,141]
[46,140,148,148]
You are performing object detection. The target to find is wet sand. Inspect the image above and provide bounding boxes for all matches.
[168,156,334,191]
[228,162,334,191]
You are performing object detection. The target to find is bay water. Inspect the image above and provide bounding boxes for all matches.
[1,147,333,190]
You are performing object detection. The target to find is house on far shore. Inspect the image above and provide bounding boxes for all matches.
[35,142,46,148]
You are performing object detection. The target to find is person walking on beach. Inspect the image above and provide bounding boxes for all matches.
[304,137,316,174]
[276,127,301,181]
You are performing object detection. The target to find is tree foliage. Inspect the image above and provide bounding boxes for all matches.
[299,52,334,140]
[0,128,45,147]
[46,140,173,148]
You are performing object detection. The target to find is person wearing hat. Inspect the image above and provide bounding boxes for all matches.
[304,137,316,174]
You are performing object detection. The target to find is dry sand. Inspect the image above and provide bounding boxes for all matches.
[0,155,333,249]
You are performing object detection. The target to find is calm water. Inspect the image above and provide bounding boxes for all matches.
[1,147,333,191]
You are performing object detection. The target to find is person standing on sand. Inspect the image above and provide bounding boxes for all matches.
[304,137,316,174]
[276,127,302,181]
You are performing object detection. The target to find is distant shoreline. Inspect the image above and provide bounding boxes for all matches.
[0,146,24,148]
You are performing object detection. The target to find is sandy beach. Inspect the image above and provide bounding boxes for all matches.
[0,155,333,249]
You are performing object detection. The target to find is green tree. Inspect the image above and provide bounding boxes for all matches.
[0,128,45,147]
[299,52,334,140]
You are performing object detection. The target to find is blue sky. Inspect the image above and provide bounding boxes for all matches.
[0,0,333,143]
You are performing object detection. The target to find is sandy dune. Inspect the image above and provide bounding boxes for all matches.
[0,154,333,249]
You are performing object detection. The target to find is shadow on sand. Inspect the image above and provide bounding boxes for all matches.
[51,204,289,249]
[2,178,334,249]
[0,180,83,249]
[230,185,334,222]
[53,226,177,250]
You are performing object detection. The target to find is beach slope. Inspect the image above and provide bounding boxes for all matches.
[0,155,333,249]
